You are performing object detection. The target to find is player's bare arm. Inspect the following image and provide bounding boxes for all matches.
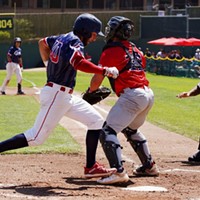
[89,73,105,92]
[7,54,12,62]
[177,84,200,98]
[38,38,50,67]
[19,57,23,68]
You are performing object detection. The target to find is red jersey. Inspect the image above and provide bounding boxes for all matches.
[99,40,149,96]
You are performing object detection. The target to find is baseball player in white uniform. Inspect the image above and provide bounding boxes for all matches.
[1,37,25,95]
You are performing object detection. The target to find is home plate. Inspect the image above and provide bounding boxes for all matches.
[122,186,168,192]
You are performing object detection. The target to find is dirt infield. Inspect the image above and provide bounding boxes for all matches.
[0,87,200,200]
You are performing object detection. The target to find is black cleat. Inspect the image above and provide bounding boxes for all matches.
[188,151,200,163]
[1,91,6,95]
[17,91,25,95]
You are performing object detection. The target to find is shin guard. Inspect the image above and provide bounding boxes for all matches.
[122,127,151,165]
[99,125,123,171]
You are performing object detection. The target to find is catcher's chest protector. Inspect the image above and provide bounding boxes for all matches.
[102,42,143,92]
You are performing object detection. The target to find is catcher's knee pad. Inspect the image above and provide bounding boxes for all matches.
[122,127,151,164]
[99,124,123,169]
[122,127,146,141]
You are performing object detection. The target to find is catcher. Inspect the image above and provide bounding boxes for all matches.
[177,82,200,163]
[83,16,159,184]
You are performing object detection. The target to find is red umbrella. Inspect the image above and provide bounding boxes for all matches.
[147,37,168,45]
[175,38,200,46]
[148,37,200,46]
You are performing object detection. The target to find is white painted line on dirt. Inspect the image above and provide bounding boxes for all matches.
[1,193,38,199]
[22,77,36,87]
[1,193,61,199]
[23,78,41,94]
[122,186,168,192]
[0,183,15,187]
[163,168,200,173]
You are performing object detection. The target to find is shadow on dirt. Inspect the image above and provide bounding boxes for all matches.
[64,177,135,188]
[0,183,69,197]
[0,177,134,198]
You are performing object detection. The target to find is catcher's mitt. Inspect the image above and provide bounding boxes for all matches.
[82,86,111,105]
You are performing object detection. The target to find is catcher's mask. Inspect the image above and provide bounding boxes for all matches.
[105,16,134,42]
[73,13,104,41]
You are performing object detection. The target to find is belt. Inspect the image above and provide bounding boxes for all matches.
[121,85,148,94]
[45,82,73,94]
[130,85,147,89]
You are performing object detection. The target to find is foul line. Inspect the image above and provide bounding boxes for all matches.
[22,77,41,94]
[163,168,200,173]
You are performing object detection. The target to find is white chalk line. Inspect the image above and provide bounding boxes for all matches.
[163,168,200,173]
[23,77,41,94]
[0,193,64,200]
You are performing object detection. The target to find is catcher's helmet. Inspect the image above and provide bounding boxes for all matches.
[105,16,134,42]
[73,13,104,39]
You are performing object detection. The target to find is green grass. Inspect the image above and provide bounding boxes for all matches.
[0,70,81,154]
[147,73,200,141]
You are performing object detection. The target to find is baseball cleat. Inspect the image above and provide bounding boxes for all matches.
[1,91,6,95]
[17,91,25,95]
[84,162,117,178]
[188,150,200,163]
[133,161,159,177]
[97,170,129,185]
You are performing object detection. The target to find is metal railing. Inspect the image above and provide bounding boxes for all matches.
[145,56,200,78]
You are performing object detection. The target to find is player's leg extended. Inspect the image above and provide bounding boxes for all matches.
[0,87,70,152]
[24,87,71,146]
[1,63,13,93]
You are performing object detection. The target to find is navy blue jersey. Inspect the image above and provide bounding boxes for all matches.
[44,31,85,89]
[7,46,22,64]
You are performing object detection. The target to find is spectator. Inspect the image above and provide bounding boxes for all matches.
[194,48,200,60]
[144,48,152,57]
